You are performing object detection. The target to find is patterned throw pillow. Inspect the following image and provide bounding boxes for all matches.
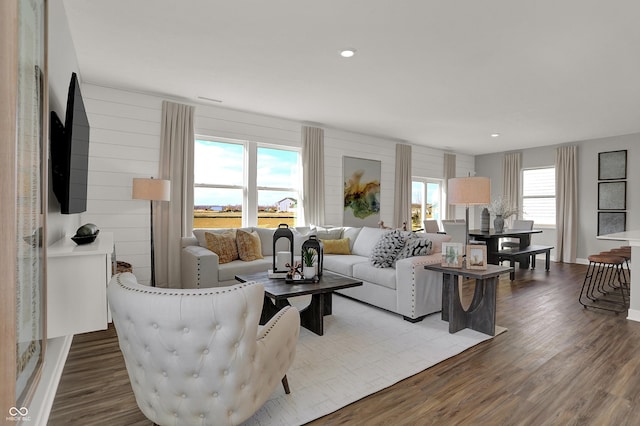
[369,229,407,268]
[321,238,351,255]
[204,231,239,264]
[395,237,433,261]
[236,229,264,261]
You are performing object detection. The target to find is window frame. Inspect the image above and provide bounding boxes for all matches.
[193,136,302,228]
[411,177,443,230]
[521,166,556,227]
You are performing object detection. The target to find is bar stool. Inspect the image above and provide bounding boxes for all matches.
[579,253,629,314]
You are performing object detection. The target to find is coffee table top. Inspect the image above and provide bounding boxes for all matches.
[235,270,362,299]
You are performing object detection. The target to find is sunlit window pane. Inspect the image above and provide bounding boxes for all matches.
[522,167,556,226]
[257,147,298,188]
[258,190,297,228]
[194,188,242,228]
[194,140,243,186]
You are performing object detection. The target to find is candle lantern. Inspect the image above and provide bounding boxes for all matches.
[301,235,324,276]
[272,224,294,274]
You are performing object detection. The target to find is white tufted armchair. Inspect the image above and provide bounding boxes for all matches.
[107,272,300,426]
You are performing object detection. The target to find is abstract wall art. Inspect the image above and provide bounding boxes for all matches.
[343,156,381,226]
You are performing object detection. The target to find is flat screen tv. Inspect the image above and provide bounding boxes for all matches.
[50,72,90,214]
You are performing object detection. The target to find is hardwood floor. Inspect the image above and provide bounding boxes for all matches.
[49,262,640,425]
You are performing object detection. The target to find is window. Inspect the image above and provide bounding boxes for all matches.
[193,138,301,229]
[411,178,442,231]
[522,167,555,226]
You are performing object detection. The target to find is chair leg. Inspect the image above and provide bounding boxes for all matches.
[281,375,291,394]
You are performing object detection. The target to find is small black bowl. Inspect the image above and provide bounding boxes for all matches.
[71,230,99,245]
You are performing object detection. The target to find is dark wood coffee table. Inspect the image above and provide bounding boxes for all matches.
[235,270,362,336]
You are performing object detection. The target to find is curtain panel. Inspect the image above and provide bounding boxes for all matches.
[394,144,412,229]
[555,145,578,263]
[157,101,195,287]
[302,126,325,226]
[444,153,456,219]
[503,152,521,225]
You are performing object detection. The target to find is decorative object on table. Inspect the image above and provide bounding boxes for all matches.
[481,207,490,232]
[343,156,381,227]
[301,235,324,276]
[270,223,294,278]
[598,149,627,180]
[487,196,518,233]
[71,223,100,245]
[441,242,464,268]
[447,176,491,246]
[302,247,316,279]
[466,244,487,270]
[132,177,171,287]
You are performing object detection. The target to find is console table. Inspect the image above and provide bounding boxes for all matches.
[425,263,512,336]
[47,232,114,338]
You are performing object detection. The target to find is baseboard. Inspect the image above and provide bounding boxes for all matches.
[28,334,73,426]
[627,309,640,323]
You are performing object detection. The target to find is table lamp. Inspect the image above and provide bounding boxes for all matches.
[447,176,491,247]
[132,177,171,287]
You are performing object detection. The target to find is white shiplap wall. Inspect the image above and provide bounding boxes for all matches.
[80,84,475,285]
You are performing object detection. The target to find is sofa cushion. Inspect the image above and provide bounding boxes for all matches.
[395,236,433,261]
[236,229,264,261]
[253,227,275,256]
[218,257,273,281]
[323,255,368,277]
[342,227,362,252]
[370,229,406,268]
[419,232,452,253]
[352,262,396,290]
[352,227,386,257]
[204,231,239,264]
[322,238,351,255]
[291,228,317,256]
[315,226,344,240]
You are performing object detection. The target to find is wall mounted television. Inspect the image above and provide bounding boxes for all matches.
[50,72,90,214]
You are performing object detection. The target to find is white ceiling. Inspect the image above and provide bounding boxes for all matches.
[62,0,640,155]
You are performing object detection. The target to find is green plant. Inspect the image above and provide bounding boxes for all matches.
[302,247,316,267]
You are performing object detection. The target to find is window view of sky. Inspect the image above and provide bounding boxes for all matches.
[194,139,299,206]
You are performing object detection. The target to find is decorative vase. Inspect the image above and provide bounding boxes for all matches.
[494,215,505,233]
[481,208,490,232]
[303,266,315,279]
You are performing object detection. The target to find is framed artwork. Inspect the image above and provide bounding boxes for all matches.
[343,156,381,227]
[441,242,464,268]
[597,212,626,236]
[598,181,626,210]
[466,244,487,270]
[598,150,627,180]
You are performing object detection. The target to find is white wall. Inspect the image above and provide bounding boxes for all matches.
[80,85,475,284]
[476,134,639,262]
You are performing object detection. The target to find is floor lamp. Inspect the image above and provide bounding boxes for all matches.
[132,177,171,287]
[447,176,491,248]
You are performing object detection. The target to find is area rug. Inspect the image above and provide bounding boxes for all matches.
[242,295,506,425]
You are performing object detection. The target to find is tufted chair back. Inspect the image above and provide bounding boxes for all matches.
[108,273,300,426]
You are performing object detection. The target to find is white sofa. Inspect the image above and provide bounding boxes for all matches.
[181,226,452,322]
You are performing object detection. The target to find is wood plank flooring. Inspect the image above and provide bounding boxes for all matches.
[49,262,640,425]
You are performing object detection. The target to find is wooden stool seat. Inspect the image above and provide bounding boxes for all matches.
[579,253,629,314]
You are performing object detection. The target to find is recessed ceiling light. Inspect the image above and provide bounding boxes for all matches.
[340,49,356,58]
[491,133,500,138]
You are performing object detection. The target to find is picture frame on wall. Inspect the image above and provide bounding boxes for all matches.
[598,181,626,210]
[342,156,381,227]
[441,242,464,268]
[598,149,627,180]
[466,244,487,270]
[597,212,626,236]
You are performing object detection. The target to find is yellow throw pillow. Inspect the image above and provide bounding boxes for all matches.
[204,231,239,264]
[321,238,351,255]
[236,229,264,261]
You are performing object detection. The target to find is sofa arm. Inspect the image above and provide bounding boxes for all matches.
[181,245,221,288]
[395,255,443,319]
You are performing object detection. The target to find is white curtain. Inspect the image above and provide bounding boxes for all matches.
[503,152,521,225]
[156,101,195,288]
[555,145,578,263]
[302,126,325,226]
[394,144,412,229]
[443,153,456,219]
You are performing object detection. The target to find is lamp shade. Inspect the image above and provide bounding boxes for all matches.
[448,176,490,205]
[132,178,171,201]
